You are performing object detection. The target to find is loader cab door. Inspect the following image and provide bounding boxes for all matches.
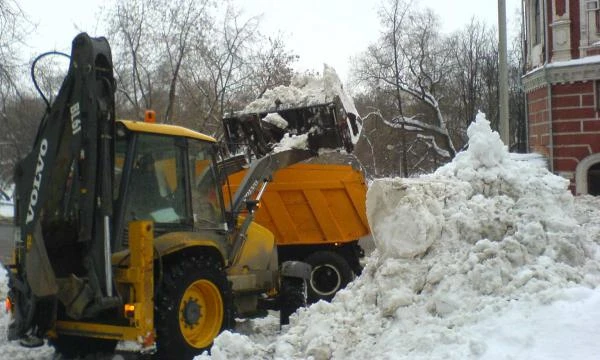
[114,133,191,249]
[113,128,225,251]
[188,141,226,231]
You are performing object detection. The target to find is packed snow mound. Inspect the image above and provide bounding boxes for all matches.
[197,112,600,359]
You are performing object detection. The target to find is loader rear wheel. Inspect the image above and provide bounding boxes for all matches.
[305,251,354,303]
[50,335,117,358]
[155,255,234,359]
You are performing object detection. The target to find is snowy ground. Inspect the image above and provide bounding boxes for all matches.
[2,113,600,359]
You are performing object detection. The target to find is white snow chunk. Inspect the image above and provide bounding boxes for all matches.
[261,113,288,129]
[273,133,309,153]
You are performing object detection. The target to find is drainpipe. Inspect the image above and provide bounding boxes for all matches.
[523,0,530,152]
[543,0,554,172]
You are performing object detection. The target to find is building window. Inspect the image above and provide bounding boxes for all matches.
[534,0,541,44]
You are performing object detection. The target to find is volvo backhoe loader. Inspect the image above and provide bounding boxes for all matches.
[6,33,357,359]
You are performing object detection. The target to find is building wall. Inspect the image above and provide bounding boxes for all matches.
[525,81,600,190]
[551,82,599,179]
[523,0,600,194]
[527,87,551,157]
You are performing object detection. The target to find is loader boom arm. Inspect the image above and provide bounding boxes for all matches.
[9,33,117,340]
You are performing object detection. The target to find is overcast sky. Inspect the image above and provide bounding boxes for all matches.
[18,0,522,83]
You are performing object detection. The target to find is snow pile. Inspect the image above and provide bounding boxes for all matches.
[198,112,600,359]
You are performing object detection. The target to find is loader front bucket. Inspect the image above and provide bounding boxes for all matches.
[223,99,358,158]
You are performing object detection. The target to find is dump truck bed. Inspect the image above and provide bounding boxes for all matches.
[225,164,370,246]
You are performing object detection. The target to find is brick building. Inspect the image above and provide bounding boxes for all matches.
[522,0,600,194]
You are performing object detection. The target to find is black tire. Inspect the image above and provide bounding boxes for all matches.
[304,251,354,303]
[279,277,307,326]
[154,254,234,359]
[49,335,117,359]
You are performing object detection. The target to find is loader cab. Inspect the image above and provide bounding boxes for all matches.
[112,120,226,251]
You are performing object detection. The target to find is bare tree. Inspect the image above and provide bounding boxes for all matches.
[179,6,261,135]
[398,7,456,155]
[106,0,156,119]
[158,0,212,123]
[104,1,296,136]
[245,35,297,100]
[105,0,214,121]
[0,0,25,97]
[351,0,456,177]
[448,19,490,127]
[0,0,31,185]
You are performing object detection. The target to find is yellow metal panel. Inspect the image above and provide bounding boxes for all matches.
[112,232,228,267]
[127,221,154,333]
[55,320,152,343]
[56,221,156,349]
[225,163,370,247]
[260,192,301,244]
[303,189,345,242]
[118,120,216,142]
[230,220,275,273]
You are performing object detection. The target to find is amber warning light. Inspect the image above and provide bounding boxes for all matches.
[144,110,156,123]
[5,297,12,314]
[124,303,135,318]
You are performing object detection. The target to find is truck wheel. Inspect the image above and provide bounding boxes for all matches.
[279,277,307,326]
[50,335,117,358]
[304,251,354,303]
[155,255,234,359]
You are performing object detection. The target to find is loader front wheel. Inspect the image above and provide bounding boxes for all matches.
[155,255,234,359]
[305,251,354,303]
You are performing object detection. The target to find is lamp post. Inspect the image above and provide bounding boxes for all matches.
[498,0,510,146]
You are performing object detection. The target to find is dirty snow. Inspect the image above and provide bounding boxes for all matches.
[3,113,600,359]
[195,112,600,360]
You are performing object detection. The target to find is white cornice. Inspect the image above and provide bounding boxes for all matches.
[523,57,600,92]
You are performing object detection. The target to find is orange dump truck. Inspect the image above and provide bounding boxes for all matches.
[226,163,370,302]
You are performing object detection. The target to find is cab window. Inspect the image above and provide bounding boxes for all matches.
[189,141,224,229]
[124,134,188,224]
